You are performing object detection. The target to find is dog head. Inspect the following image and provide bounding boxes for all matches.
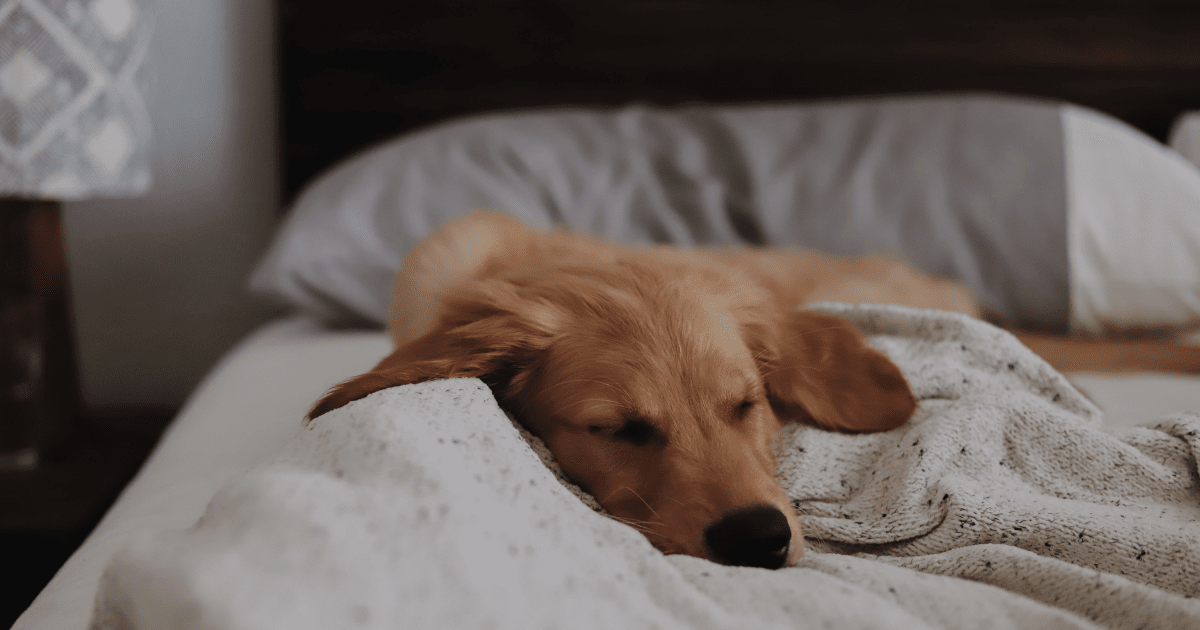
[310,217,916,569]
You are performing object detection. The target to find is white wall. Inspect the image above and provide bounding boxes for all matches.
[62,0,282,417]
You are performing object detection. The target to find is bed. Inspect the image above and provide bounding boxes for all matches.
[15,1,1200,628]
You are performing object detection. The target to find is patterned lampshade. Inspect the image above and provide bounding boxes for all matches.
[0,0,152,199]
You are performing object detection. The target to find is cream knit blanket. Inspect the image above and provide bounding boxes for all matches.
[91,305,1200,629]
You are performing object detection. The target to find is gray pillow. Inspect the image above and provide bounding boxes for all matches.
[250,95,1071,331]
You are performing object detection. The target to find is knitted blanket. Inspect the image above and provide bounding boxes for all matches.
[90,305,1200,630]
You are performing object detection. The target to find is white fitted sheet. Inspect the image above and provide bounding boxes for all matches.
[14,316,1200,629]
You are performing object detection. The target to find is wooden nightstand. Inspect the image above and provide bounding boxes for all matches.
[0,418,166,627]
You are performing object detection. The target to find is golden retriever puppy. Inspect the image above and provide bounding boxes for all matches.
[310,211,1200,568]
[309,211,985,569]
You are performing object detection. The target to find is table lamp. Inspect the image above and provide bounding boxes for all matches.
[1,0,151,471]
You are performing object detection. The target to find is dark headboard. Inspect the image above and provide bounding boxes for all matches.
[280,0,1200,201]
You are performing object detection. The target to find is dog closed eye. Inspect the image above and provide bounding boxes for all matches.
[589,418,663,447]
[733,398,757,420]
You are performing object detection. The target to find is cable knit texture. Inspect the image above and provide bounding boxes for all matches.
[90,305,1200,630]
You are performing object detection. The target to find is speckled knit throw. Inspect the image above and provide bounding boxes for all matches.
[91,305,1200,630]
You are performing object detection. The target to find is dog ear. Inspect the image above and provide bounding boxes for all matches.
[389,210,534,347]
[308,281,561,420]
[754,310,916,433]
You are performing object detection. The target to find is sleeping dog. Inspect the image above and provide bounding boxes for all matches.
[309,210,1199,569]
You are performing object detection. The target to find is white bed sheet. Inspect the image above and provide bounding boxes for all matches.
[13,316,1200,629]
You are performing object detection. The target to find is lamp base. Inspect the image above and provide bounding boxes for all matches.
[0,199,78,473]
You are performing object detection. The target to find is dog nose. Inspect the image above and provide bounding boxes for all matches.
[704,504,792,569]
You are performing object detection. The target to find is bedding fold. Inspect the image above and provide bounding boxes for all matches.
[90,305,1200,630]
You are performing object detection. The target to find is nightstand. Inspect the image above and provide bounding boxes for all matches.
[0,418,166,627]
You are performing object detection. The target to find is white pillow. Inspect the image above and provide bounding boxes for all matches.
[1168,110,1200,169]
[1063,106,1200,336]
[250,96,1076,331]
[249,95,1200,336]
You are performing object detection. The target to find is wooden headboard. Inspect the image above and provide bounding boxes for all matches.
[279,0,1200,201]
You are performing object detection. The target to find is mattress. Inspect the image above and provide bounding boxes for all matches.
[14,315,1200,629]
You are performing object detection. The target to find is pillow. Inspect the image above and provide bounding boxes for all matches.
[1063,106,1200,336]
[249,95,1071,330]
[1168,110,1200,169]
[249,94,1198,335]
